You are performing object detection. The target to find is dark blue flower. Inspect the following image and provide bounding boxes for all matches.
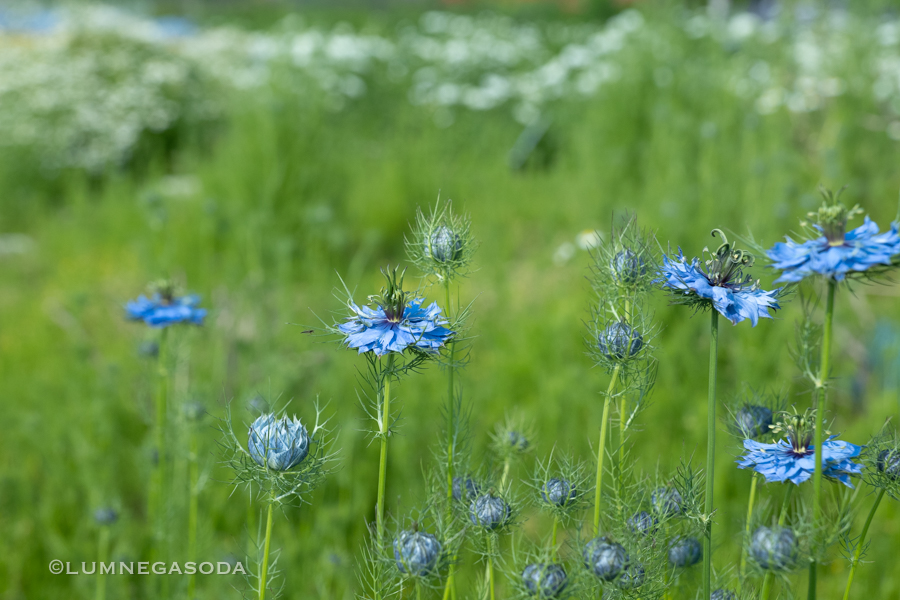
[541,478,576,507]
[711,589,737,600]
[659,231,780,326]
[737,436,862,488]
[248,414,310,471]
[667,537,702,567]
[598,322,643,359]
[393,529,442,576]
[338,297,453,356]
[452,476,482,502]
[469,494,511,530]
[750,526,796,570]
[650,486,683,517]
[126,294,206,328]
[583,537,627,581]
[768,216,900,283]
[735,404,774,439]
[522,563,568,598]
[627,510,658,535]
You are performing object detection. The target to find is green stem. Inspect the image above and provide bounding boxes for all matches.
[703,311,719,600]
[416,580,423,600]
[488,536,496,600]
[593,365,621,536]
[443,564,456,600]
[739,474,759,583]
[551,515,559,554]
[247,487,256,567]
[842,489,885,600]
[810,279,835,600]
[96,527,110,600]
[445,278,456,505]
[149,328,168,564]
[376,355,395,543]
[187,428,199,600]
[259,495,275,600]
[761,485,794,600]
[619,299,631,467]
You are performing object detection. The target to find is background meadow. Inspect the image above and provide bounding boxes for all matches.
[1,1,900,598]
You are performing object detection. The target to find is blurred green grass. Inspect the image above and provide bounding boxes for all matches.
[2,4,900,599]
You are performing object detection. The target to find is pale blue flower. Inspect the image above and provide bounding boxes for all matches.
[737,436,862,488]
[393,530,442,576]
[248,414,310,471]
[338,298,453,356]
[126,293,206,328]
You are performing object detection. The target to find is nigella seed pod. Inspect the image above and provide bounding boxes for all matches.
[583,537,628,581]
[183,401,205,422]
[598,322,643,360]
[94,508,118,526]
[667,537,702,567]
[627,510,658,535]
[452,476,482,502]
[711,590,737,600]
[735,405,774,439]
[750,526,797,570]
[611,249,647,284]
[541,478,576,507]
[876,449,900,480]
[650,486,683,517]
[522,563,568,598]
[424,225,462,263]
[508,431,530,451]
[469,494,511,530]
[248,414,310,471]
[617,563,645,589]
[393,530,442,576]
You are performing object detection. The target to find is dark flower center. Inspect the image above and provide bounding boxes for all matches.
[777,412,815,456]
[701,229,757,290]
[370,267,409,323]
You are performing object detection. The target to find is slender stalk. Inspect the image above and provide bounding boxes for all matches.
[739,474,759,582]
[376,355,395,543]
[416,580,423,600]
[702,311,719,600]
[487,536,496,600]
[551,515,559,553]
[149,328,168,565]
[761,485,794,600]
[247,487,256,566]
[96,526,110,600]
[593,364,621,535]
[259,495,275,600]
[187,428,199,600]
[842,489,885,600]
[619,299,631,467]
[810,279,835,600]
[445,278,456,504]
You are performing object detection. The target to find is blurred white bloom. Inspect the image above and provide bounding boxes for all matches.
[0,234,36,256]
[553,242,575,265]
[755,88,784,114]
[576,229,603,250]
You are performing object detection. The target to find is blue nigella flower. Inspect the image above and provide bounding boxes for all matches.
[667,537,702,567]
[248,414,310,471]
[737,413,862,487]
[126,293,206,328]
[597,322,643,359]
[452,476,482,502]
[767,192,900,283]
[424,225,463,263]
[650,486,683,517]
[521,563,568,598]
[541,478,577,507]
[469,494,511,530]
[583,537,628,581]
[611,249,647,284]
[877,449,900,480]
[627,510,658,535]
[508,431,530,452]
[659,230,780,326]
[750,525,797,570]
[735,404,774,439]
[393,529,442,576]
[337,268,453,356]
[711,589,737,600]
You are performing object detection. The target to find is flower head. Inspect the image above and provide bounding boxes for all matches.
[877,448,900,480]
[650,486,683,517]
[424,225,462,263]
[541,478,576,507]
[469,493,511,530]
[521,563,568,598]
[583,537,627,581]
[248,414,310,471]
[667,537,702,567]
[737,412,862,487]
[750,525,797,570]
[337,267,453,356]
[767,190,900,283]
[611,249,647,284]
[627,510,658,536]
[597,322,643,360]
[393,529,442,576]
[508,431,530,452]
[734,404,774,439]
[126,282,206,328]
[452,476,482,502]
[659,230,781,326]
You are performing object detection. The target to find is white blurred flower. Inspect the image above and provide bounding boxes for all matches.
[576,229,603,250]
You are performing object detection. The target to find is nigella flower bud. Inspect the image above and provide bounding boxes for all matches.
[541,478,576,507]
[508,431,530,452]
[651,486,683,517]
[248,414,310,471]
[183,401,205,422]
[393,529,442,576]
[617,563,645,589]
[667,537,702,567]
[424,225,463,263]
[611,249,647,284]
[522,563,568,598]
[750,526,797,570]
[627,510,658,535]
[598,322,643,360]
[469,493,511,530]
[877,449,900,480]
[711,590,737,600]
[452,476,482,502]
[583,537,628,581]
[94,508,118,526]
[735,405,773,439]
